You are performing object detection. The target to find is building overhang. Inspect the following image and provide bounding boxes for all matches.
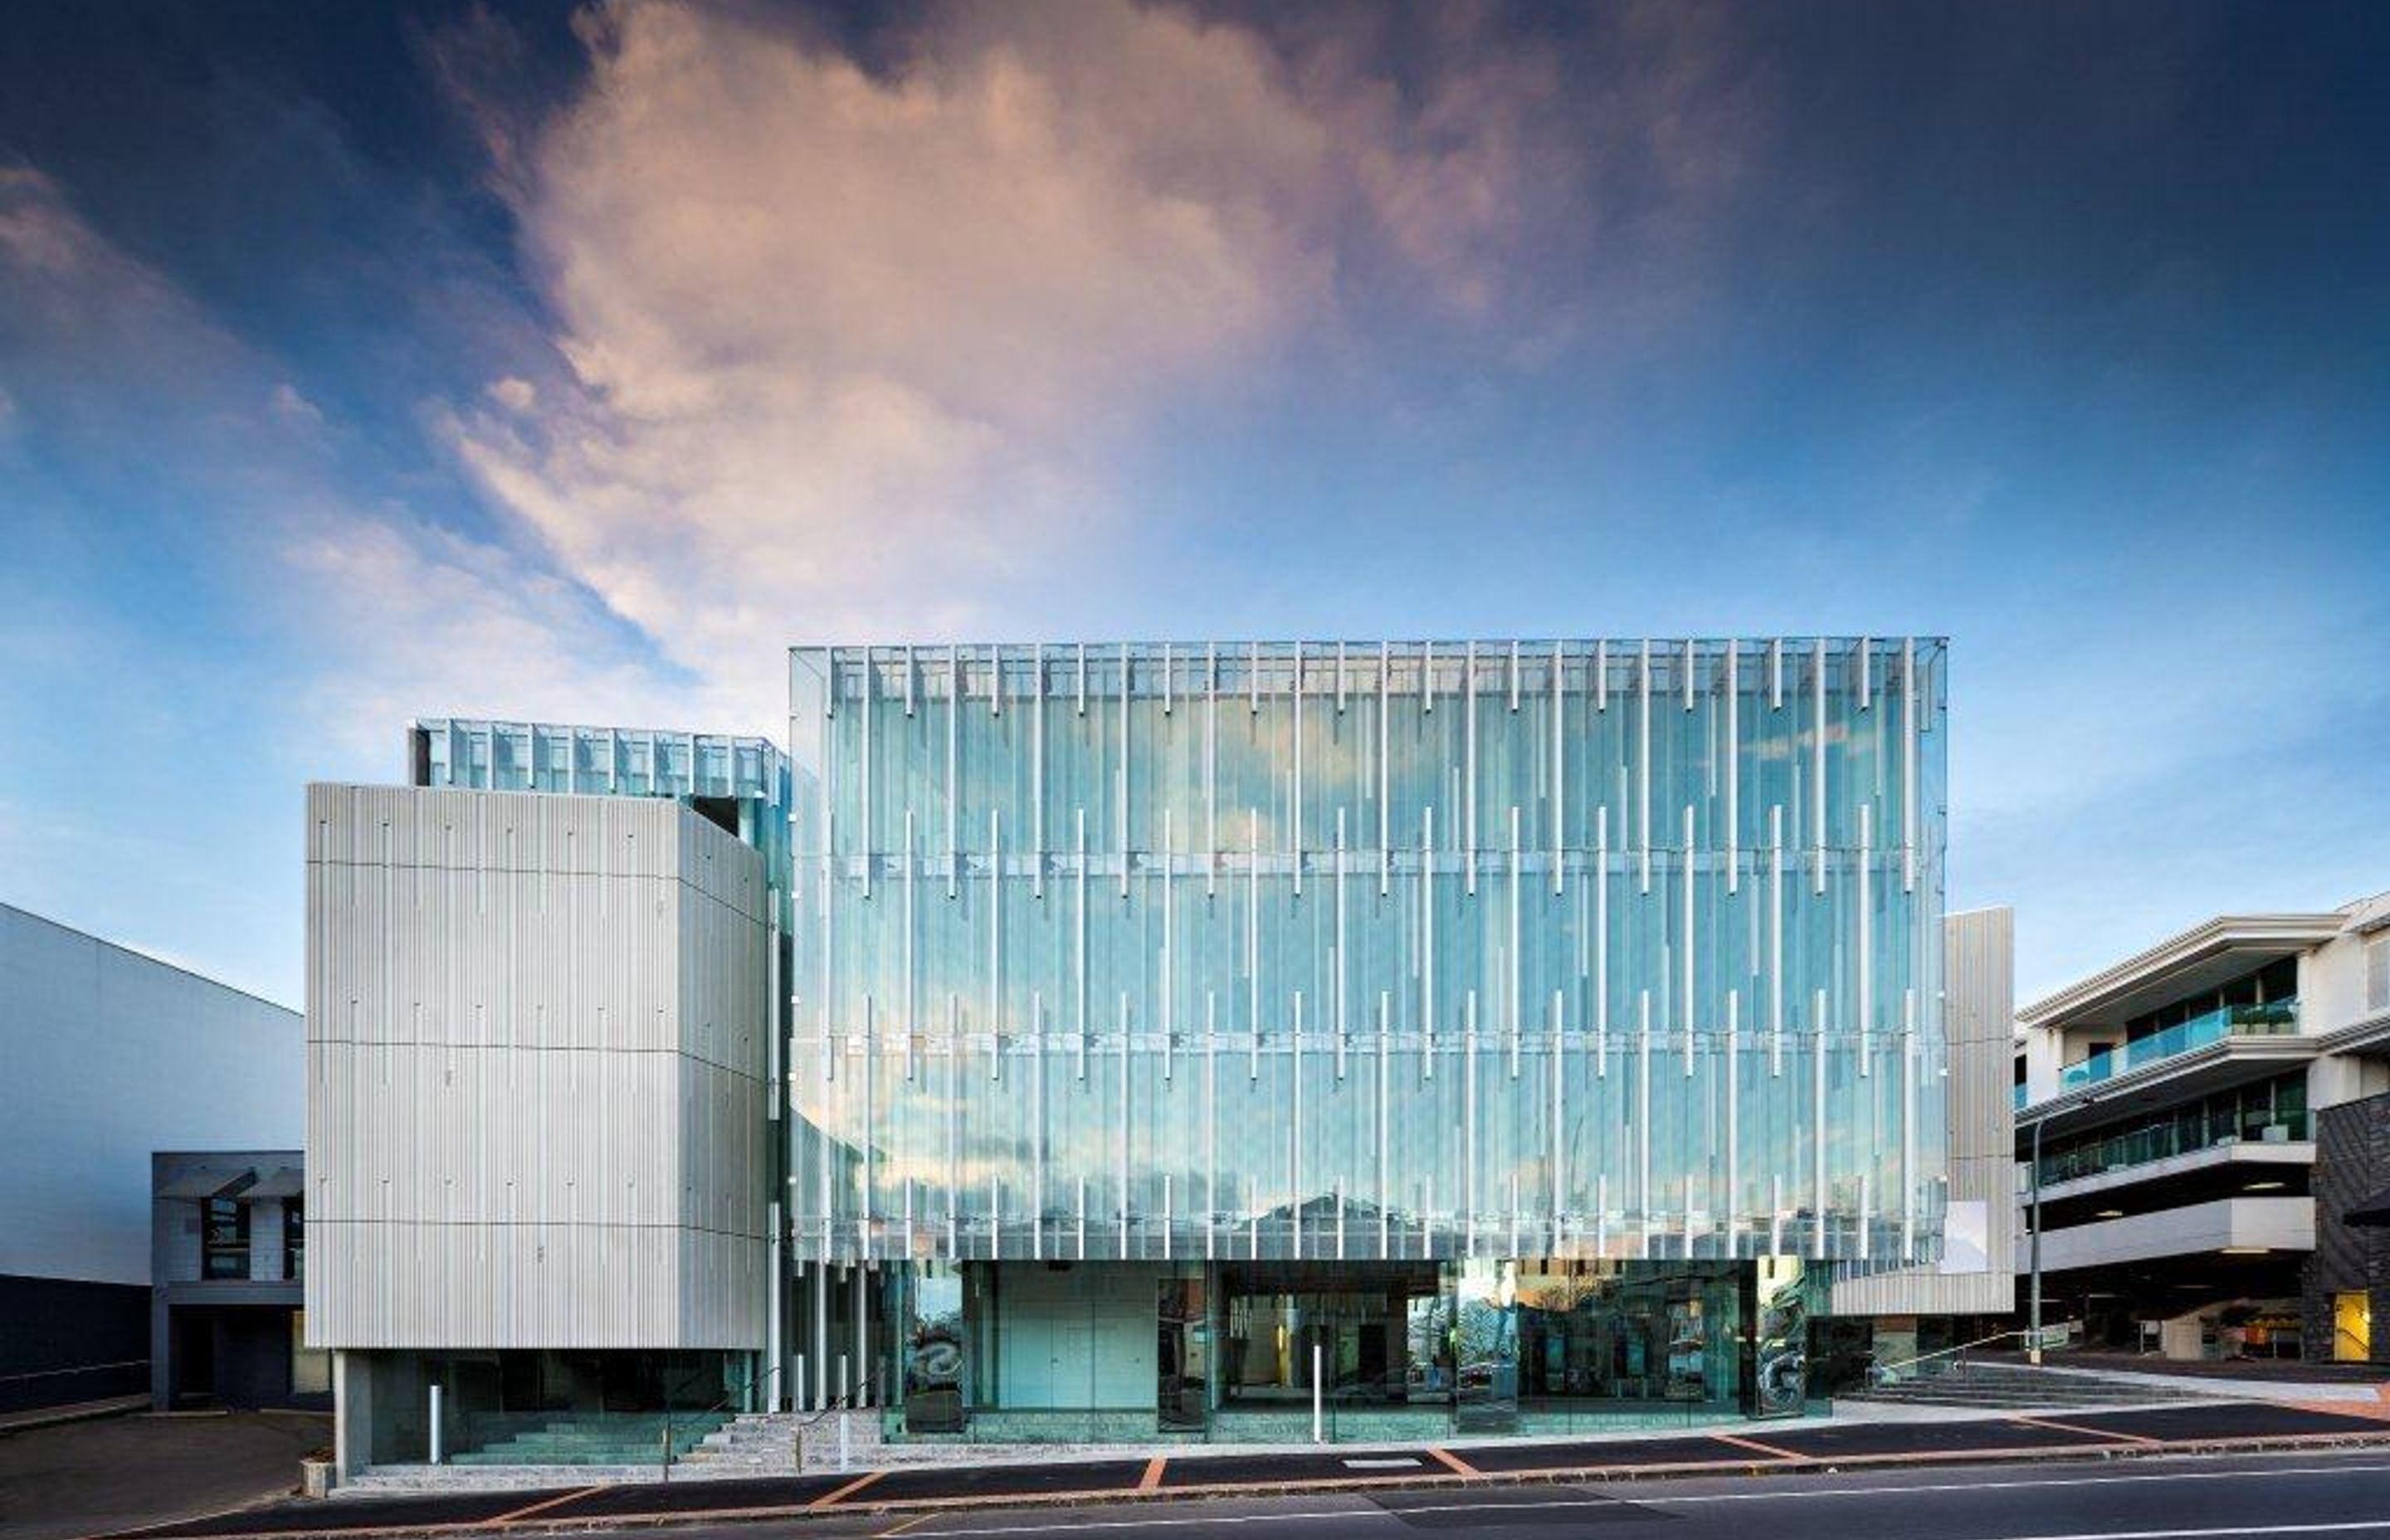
[2018,914,2344,1031]
[2017,1035,2319,1141]
[2314,1008,2390,1059]
[2018,1196,2314,1273]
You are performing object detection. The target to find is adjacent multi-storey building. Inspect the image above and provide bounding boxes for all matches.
[311,639,1997,1469]
[2013,893,2390,1362]
[1,902,303,1417]
[151,1149,319,1412]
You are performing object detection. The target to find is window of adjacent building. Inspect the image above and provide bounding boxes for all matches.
[2367,933,2389,1015]
[290,1311,330,1396]
[202,1197,250,1279]
[284,1198,304,1282]
[2124,956,2299,1045]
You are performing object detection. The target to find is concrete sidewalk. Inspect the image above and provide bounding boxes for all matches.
[92,1401,2390,1540]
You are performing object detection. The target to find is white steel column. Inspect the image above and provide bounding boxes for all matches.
[1465,640,1477,894]
[1637,990,1651,1257]
[948,644,959,898]
[1638,641,1652,893]
[1813,986,1829,1255]
[768,1201,783,1411]
[854,1264,870,1407]
[1858,802,1872,1079]
[1205,990,1218,1260]
[1551,639,1565,894]
[812,1263,828,1410]
[1119,643,1131,897]
[1725,643,1739,893]
[1903,638,1919,893]
[1812,636,1827,894]
[1033,642,1045,898]
[1377,990,1391,1259]
[1595,807,1608,1076]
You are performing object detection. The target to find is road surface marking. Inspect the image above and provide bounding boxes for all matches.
[1424,1448,1480,1475]
[813,1469,889,1508]
[1710,1432,1802,1460]
[487,1487,602,1525]
[1139,1456,1168,1490]
[879,1458,2390,1538]
[2014,1415,2160,1445]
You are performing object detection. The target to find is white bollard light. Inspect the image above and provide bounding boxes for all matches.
[1312,1343,1324,1444]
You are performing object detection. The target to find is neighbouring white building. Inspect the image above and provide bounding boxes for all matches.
[2013,892,2390,1362]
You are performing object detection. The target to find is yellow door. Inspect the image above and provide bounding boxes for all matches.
[2334,1292,2371,1362]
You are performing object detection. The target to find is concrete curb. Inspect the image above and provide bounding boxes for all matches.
[122,1427,2390,1540]
[0,1396,152,1435]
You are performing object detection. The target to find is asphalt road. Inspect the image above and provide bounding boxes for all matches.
[694,1450,2390,1540]
[0,1411,329,1540]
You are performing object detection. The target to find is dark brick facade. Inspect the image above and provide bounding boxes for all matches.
[2303,1090,2390,1363]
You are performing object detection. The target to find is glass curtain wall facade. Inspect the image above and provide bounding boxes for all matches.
[786,640,1946,1436]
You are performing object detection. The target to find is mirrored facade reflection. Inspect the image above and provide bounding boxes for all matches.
[784,639,1946,1436]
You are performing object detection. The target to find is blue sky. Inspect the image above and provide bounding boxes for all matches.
[2,0,2386,1008]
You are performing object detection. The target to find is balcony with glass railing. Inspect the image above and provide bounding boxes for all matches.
[2032,1104,2310,1188]
[2056,1000,2300,1092]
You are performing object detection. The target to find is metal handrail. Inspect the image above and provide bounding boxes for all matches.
[661,1366,767,1481]
[1871,1322,2079,1383]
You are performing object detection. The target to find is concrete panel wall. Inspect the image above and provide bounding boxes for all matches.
[1833,905,2017,1316]
[306,785,768,1350]
[0,904,302,1287]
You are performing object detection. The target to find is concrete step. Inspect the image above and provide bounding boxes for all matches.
[1841,1362,2227,1410]
[678,1411,884,1474]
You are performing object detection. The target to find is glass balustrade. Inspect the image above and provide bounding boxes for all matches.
[2028,1070,2310,1187]
[2056,1000,2299,1091]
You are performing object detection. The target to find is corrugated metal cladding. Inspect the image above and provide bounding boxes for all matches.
[305,785,770,1351]
[1832,905,2017,1315]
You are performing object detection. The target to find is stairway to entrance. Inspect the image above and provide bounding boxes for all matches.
[1839,1362,2228,1411]
[446,1411,731,1467]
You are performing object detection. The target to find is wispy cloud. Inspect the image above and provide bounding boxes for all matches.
[434,0,1732,728]
[0,163,690,763]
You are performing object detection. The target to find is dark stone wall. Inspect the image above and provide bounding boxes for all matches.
[0,1273,149,1412]
[2305,1091,2390,1364]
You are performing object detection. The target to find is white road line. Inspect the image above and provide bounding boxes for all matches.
[882,1459,2390,1538]
[1988,1528,2390,1540]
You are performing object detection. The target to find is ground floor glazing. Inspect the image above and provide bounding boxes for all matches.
[800,1256,1826,1440]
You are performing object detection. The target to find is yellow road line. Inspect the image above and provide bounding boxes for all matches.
[812,1469,890,1508]
[488,1488,602,1526]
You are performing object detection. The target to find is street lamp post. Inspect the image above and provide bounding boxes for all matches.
[2027,1114,2044,1367]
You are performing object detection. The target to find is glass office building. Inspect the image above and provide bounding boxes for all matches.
[784,640,1948,1438]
